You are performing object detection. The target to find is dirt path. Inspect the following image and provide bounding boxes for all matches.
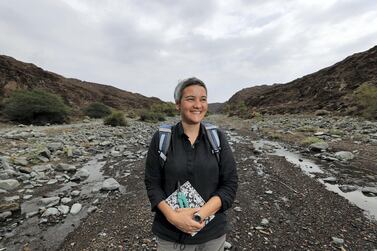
[59,121,377,250]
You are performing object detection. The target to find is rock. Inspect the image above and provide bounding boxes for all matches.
[309,142,329,151]
[261,218,269,226]
[61,197,72,204]
[38,148,51,159]
[71,190,81,197]
[57,205,70,215]
[265,190,273,194]
[0,211,12,220]
[332,237,344,246]
[101,178,120,191]
[55,163,77,172]
[0,156,12,170]
[339,185,358,193]
[70,203,82,215]
[224,241,232,250]
[87,206,98,213]
[322,177,337,184]
[0,179,20,190]
[32,164,52,172]
[47,179,58,185]
[19,166,32,174]
[40,197,60,207]
[71,168,90,181]
[42,207,60,217]
[47,142,64,152]
[334,151,355,161]
[14,157,29,166]
[23,194,33,200]
[26,211,39,218]
[0,202,20,213]
[233,206,242,212]
[361,187,377,196]
[4,196,20,202]
[314,109,331,116]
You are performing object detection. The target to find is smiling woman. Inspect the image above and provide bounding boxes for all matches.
[144,77,238,251]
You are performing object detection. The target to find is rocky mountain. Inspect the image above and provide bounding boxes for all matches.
[226,45,377,115]
[0,55,162,112]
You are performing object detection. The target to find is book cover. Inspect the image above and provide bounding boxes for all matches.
[165,181,215,235]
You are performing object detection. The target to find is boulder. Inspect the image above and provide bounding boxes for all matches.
[101,178,120,191]
[0,179,20,190]
[70,203,82,215]
[334,151,355,161]
[309,142,329,151]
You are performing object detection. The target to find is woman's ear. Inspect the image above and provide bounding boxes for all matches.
[175,102,180,111]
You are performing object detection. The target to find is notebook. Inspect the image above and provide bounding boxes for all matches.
[165,181,215,236]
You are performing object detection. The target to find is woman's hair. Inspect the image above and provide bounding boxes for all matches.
[174,77,207,103]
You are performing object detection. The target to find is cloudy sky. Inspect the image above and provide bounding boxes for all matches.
[1,0,377,102]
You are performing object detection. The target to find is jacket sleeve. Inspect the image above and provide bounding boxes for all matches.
[144,131,166,212]
[212,129,238,212]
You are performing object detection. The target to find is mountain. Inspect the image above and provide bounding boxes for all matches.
[0,55,162,112]
[226,45,377,115]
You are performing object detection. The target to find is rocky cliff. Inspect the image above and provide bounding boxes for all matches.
[226,45,377,115]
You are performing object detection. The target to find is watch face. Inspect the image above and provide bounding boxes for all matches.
[194,214,201,222]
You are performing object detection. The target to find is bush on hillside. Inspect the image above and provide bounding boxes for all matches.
[84,102,112,118]
[151,103,177,117]
[139,111,165,122]
[354,83,377,119]
[104,111,127,127]
[2,89,70,124]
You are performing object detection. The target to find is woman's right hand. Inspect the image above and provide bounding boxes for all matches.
[167,208,205,235]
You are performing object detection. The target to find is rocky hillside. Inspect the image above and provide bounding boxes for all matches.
[226,45,377,115]
[0,55,162,111]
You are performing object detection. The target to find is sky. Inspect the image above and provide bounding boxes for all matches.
[1,0,377,103]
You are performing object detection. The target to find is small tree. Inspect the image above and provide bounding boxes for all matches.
[2,89,70,124]
[354,83,377,119]
[104,111,127,127]
[84,102,112,118]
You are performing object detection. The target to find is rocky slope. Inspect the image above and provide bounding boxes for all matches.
[0,55,162,112]
[226,45,377,115]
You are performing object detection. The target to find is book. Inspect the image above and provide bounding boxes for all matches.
[165,181,215,236]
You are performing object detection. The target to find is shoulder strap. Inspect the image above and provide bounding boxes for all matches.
[203,122,221,165]
[158,124,172,163]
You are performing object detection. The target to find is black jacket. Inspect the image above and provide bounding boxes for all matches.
[144,122,238,244]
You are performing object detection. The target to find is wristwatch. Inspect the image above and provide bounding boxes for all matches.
[193,212,202,222]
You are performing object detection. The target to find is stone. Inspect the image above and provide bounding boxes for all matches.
[71,190,81,197]
[47,179,58,185]
[40,197,60,207]
[332,237,344,246]
[261,218,269,226]
[0,211,12,220]
[309,142,329,151]
[70,203,82,215]
[42,207,60,217]
[334,151,355,161]
[57,205,70,215]
[32,164,52,172]
[87,206,98,213]
[61,197,72,204]
[0,156,12,170]
[38,148,51,159]
[26,211,39,218]
[71,168,90,181]
[233,207,242,212]
[0,179,20,190]
[55,163,76,172]
[339,185,357,193]
[47,142,64,152]
[224,241,232,250]
[23,194,33,200]
[101,178,120,191]
[19,166,32,174]
[322,177,337,184]
[14,157,29,166]
[4,196,20,202]
[0,202,20,212]
[362,187,377,196]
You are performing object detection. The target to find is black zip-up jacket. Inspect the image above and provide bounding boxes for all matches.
[144,122,238,244]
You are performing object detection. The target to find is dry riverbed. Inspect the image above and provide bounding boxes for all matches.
[0,114,376,250]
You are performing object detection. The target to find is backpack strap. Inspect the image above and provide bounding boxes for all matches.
[203,122,221,165]
[158,124,172,163]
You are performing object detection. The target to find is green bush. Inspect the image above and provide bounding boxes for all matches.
[354,83,377,119]
[139,111,165,122]
[301,136,323,145]
[151,103,177,117]
[2,89,70,124]
[104,111,127,127]
[84,102,112,118]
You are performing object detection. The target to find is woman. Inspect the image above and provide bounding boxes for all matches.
[144,77,238,251]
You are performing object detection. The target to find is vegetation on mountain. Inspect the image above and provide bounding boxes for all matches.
[103,111,127,127]
[84,102,112,118]
[2,89,70,124]
[354,83,377,119]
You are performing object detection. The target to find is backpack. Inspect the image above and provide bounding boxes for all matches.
[158,123,221,166]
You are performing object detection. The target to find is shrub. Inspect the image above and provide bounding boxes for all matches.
[104,111,127,127]
[151,103,177,117]
[354,83,377,119]
[84,102,111,118]
[139,111,165,122]
[301,136,323,145]
[2,89,70,124]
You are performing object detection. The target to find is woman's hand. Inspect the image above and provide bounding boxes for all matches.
[167,208,205,235]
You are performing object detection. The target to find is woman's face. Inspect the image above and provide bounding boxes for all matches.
[176,85,208,125]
